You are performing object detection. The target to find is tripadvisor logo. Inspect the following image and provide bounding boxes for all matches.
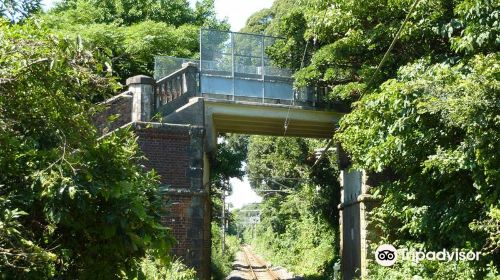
[375,244,397,266]
[375,244,481,266]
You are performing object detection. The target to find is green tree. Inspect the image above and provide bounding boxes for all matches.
[0,19,172,279]
[247,136,310,191]
[0,0,41,22]
[210,134,248,228]
[337,54,499,277]
[52,0,194,26]
[244,0,499,277]
[208,134,247,278]
[41,0,229,83]
[245,136,340,278]
[211,134,248,193]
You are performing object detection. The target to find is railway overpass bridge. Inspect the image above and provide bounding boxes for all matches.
[96,29,377,280]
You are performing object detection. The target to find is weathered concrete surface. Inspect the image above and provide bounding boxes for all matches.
[93,91,133,135]
[162,97,205,126]
[338,151,381,280]
[127,75,155,122]
[203,98,342,152]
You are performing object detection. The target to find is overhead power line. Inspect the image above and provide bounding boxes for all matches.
[251,176,311,181]
[283,0,327,136]
[364,0,423,91]
[312,138,335,168]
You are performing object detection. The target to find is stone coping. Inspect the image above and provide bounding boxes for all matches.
[159,185,208,196]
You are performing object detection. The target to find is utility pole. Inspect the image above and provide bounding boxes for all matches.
[221,191,226,254]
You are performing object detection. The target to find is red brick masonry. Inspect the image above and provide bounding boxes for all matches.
[134,123,211,279]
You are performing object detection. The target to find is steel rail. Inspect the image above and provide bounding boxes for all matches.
[252,250,281,280]
[243,246,281,280]
[242,246,258,280]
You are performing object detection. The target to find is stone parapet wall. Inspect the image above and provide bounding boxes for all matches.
[93,91,133,135]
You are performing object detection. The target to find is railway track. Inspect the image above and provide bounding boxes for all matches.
[242,246,281,280]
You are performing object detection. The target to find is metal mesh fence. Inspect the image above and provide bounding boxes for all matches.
[200,29,294,101]
[154,56,198,80]
[153,30,322,105]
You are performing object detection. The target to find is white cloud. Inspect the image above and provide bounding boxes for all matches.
[226,176,262,210]
[213,0,273,31]
[41,0,56,10]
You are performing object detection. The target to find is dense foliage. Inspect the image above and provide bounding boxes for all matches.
[0,19,173,279]
[1,2,231,278]
[40,0,228,83]
[338,52,499,279]
[209,135,247,278]
[243,136,340,278]
[0,0,41,22]
[210,222,240,279]
[141,258,197,280]
[244,0,499,278]
[210,134,247,230]
[1,0,498,279]
[211,134,248,194]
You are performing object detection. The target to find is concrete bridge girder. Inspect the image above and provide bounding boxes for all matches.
[202,98,342,152]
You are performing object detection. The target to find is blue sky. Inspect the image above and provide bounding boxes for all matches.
[42,0,273,31]
[41,0,272,209]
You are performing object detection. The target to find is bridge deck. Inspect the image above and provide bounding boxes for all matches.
[205,98,338,137]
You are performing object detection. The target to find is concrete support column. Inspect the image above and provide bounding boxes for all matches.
[337,145,380,280]
[358,172,379,279]
[339,168,362,280]
[127,75,155,122]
